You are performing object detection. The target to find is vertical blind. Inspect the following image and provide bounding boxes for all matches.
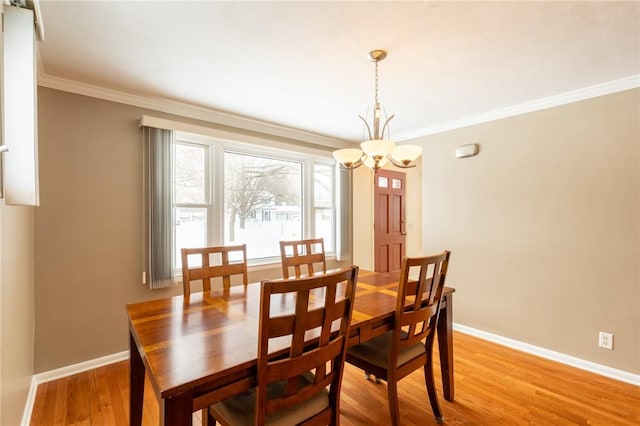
[143,126,175,289]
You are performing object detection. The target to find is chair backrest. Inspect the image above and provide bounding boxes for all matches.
[279,238,326,279]
[180,244,248,297]
[256,265,358,425]
[392,251,451,362]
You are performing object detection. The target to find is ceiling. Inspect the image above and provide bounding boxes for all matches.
[33,1,640,144]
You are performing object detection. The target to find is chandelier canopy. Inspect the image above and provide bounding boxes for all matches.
[333,49,422,173]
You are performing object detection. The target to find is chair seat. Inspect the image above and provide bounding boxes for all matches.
[210,372,329,426]
[347,330,426,369]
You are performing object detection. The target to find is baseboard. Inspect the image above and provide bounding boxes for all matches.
[22,351,129,426]
[454,323,640,386]
[20,376,38,426]
[33,350,129,385]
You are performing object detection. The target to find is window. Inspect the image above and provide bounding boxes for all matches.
[172,133,337,269]
[313,163,335,252]
[174,142,210,266]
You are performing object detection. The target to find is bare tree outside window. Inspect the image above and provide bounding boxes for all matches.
[224,152,302,259]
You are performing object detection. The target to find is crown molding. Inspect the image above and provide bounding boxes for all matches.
[395,74,640,141]
[38,71,639,146]
[37,73,351,150]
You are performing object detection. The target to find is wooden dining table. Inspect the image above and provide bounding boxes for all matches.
[127,269,456,425]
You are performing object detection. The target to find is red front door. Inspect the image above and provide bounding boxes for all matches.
[374,169,406,272]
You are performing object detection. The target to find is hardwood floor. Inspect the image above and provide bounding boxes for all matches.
[30,332,640,425]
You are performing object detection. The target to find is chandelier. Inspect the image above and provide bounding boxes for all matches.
[333,49,422,173]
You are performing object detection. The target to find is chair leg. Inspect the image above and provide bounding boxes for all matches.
[424,360,444,423]
[205,407,217,426]
[387,379,401,426]
[365,372,383,383]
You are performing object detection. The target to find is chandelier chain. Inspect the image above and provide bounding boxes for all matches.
[374,60,379,106]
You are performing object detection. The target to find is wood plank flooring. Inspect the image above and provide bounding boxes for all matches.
[30,332,640,425]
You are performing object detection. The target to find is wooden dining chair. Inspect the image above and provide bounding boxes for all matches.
[180,244,248,297]
[346,251,451,425]
[208,265,359,426]
[279,237,327,279]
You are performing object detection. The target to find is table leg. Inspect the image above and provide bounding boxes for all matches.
[129,332,145,426]
[161,390,194,426]
[437,293,454,401]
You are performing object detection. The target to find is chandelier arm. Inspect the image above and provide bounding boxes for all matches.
[351,151,367,169]
[380,114,395,140]
[386,153,417,169]
[338,156,365,170]
[358,115,373,140]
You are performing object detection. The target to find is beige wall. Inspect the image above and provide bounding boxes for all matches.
[36,88,159,372]
[413,89,639,374]
[36,86,639,377]
[35,87,347,372]
[352,167,374,270]
[0,204,35,426]
[404,160,423,257]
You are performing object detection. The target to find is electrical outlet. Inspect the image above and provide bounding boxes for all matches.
[598,332,613,350]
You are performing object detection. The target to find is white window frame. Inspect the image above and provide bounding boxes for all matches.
[310,162,336,252]
[173,131,336,269]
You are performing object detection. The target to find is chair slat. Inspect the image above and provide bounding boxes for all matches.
[180,244,248,297]
[279,238,327,279]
